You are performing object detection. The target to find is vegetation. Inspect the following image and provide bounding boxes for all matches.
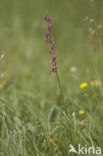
[0,0,103,155]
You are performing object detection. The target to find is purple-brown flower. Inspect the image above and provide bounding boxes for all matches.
[44,13,57,73]
[44,13,54,23]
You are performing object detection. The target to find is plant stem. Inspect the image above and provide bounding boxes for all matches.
[56,71,67,113]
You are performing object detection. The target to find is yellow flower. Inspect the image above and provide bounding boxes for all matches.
[72,112,75,117]
[80,82,88,89]
[79,110,85,115]
[90,80,101,87]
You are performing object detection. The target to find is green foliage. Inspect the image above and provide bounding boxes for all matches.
[0,0,103,155]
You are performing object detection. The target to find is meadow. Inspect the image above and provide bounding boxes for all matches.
[0,0,103,155]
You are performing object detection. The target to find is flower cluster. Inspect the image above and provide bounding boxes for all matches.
[44,13,57,73]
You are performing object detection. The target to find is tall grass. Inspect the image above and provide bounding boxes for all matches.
[0,0,103,155]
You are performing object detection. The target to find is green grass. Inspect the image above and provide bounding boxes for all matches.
[0,0,103,155]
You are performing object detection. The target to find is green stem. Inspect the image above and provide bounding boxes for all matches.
[56,71,67,113]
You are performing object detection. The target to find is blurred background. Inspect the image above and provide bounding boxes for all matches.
[0,0,103,114]
[0,0,103,155]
